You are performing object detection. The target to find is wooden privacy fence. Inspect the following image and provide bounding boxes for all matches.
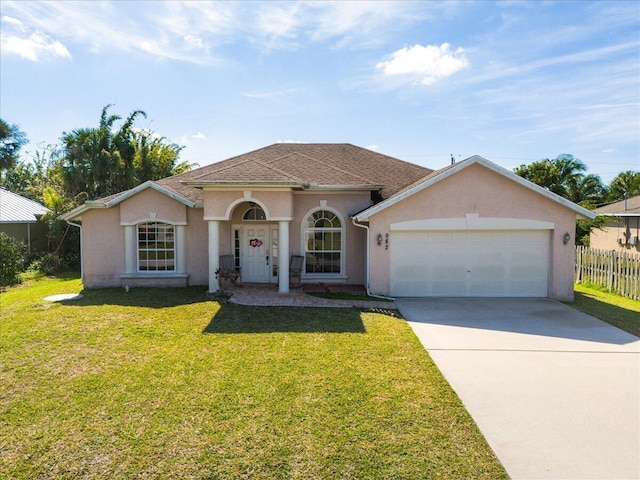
[575,246,640,300]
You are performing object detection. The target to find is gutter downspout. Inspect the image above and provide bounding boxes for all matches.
[66,221,83,282]
[351,217,395,301]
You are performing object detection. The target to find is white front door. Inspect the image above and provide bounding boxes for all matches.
[241,225,274,283]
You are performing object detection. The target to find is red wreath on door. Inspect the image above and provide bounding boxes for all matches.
[249,238,263,247]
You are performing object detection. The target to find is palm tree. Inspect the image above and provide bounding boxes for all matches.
[514,154,587,199]
[553,154,586,200]
[60,105,146,199]
[608,170,640,202]
[568,174,606,206]
[0,119,28,171]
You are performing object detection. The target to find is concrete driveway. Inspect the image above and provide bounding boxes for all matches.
[396,298,640,480]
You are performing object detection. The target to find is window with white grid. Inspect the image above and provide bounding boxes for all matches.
[303,209,342,275]
[137,222,175,272]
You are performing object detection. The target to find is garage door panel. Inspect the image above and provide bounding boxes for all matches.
[468,281,505,297]
[392,265,428,282]
[390,229,549,297]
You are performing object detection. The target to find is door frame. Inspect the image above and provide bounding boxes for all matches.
[233,223,279,284]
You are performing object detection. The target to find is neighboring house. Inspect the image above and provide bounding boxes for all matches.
[590,195,640,252]
[61,143,594,301]
[0,188,50,254]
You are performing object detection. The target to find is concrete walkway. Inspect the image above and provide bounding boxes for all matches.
[226,283,397,309]
[396,298,640,480]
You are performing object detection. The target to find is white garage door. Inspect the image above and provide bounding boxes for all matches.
[390,230,550,297]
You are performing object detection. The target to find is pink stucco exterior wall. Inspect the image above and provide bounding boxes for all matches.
[82,207,124,287]
[367,163,578,301]
[120,189,187,225]
[185,207,209,285]
[83,206,210,288]
[203,190,294,219]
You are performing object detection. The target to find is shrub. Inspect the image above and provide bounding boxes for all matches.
[0,232,27,286]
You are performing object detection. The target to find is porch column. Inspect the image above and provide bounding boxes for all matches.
[175,225,186,274]
[278,220,290,293]
[124,225,136,274]
[208,220,220,293]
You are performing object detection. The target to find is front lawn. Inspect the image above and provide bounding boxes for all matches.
[571,283,640,337]
[1,275,506,479]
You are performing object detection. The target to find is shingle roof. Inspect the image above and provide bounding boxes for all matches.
[594,195,640,215]
[387,160,461,200]
[0,188,50,223]
[155,143,433,204]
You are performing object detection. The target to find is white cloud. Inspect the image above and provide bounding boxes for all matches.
[365,144,379,151]
[1,1,225,65]
[1,30,71,61]
[309,2,427,47]
[2,15,25,29]
[276,139,308,144]
[466,42,638,86]
[131,127,162,140]
[255,3,302,51]
[2,11,70,61]
[376,43,470,86]
[602,148,617,153]
[250,2,435,51]
[0,1,434,63]
[179,132,207,145]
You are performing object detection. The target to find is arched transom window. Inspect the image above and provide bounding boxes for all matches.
[243,205,266,221]
[137,222,175,271]
[304,209,342,274]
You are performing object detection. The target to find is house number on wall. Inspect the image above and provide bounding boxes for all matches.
[385,233,389,250]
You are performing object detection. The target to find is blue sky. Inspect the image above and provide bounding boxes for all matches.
[1,1,638,183]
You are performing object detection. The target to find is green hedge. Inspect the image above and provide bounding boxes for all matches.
[0,232,26,286]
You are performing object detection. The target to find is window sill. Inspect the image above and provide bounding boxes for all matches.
[301,274,348,281]
[121,273,188,279]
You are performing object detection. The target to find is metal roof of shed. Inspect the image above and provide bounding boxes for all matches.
[0,188,50,223]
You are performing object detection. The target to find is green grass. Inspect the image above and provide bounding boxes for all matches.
[0,275,506,479]
[570,283,640,337]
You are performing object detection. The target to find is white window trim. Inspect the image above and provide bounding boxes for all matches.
[136,222,177,274]
[300,207,345,277]
[242,205,267,221]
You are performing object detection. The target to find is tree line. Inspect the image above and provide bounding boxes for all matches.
[514,154,639,244]
[1,105,193,207]
[0,105,195,277]
[514,153,639,207]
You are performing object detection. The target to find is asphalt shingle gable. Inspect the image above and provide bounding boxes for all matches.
[187,157,304,184]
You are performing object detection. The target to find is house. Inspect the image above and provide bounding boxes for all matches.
[0,188,50,254]
[590,195,640,252]
[61,143,594,301]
